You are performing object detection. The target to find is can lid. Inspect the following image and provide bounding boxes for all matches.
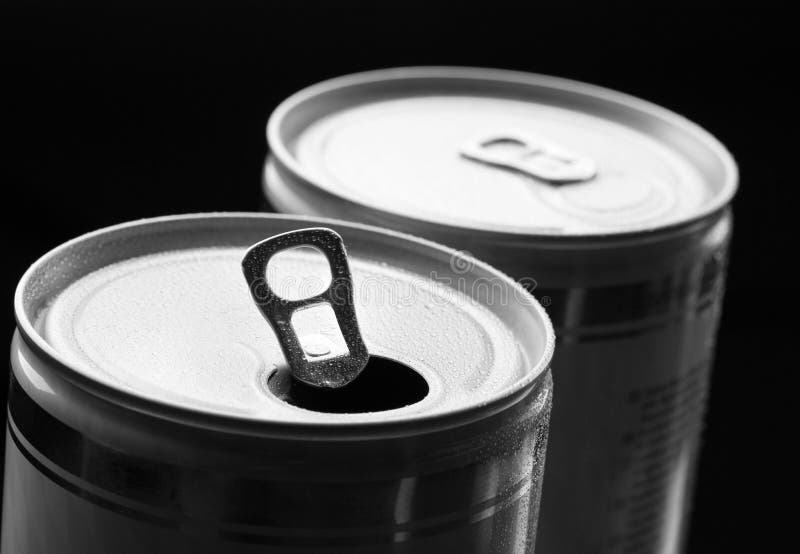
[267,67,737,238]
[17,214,553,429]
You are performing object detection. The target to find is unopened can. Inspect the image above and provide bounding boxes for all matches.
[263,67,738,553]
[3,213,553,553]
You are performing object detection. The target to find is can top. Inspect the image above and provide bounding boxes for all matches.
[267,67,737,238]
[15,214,552,432]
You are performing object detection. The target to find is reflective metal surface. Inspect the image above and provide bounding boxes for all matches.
[4,213,554,553]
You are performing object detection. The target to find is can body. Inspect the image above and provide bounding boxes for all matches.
[3,214,554,553]
[514,215,731,553]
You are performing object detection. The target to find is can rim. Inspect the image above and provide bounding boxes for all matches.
[267,66,738,241]
[14,212,554,439]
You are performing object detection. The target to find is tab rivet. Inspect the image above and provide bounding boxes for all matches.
[302,335,333,358]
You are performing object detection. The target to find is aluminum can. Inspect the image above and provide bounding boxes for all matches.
[263,67,738,554]
[3,213,553,554]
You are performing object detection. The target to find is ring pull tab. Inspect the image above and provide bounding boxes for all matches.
[460,132,597,184]
[241,228,369,389]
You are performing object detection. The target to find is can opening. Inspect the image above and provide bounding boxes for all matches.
[266,355,428,413]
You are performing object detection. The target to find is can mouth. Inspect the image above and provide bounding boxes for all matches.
[264,355,429,414]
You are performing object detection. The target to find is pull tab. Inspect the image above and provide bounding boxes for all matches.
[460,132,597,184]
[242,228,369,389]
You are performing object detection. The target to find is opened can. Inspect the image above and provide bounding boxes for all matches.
[3,213,553,553]
[263,67,738,553]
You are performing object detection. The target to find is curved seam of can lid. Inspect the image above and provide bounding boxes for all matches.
[14,336,541,441]
[266,66,738,241]
[14,212,554,438]
[265,155,732,251]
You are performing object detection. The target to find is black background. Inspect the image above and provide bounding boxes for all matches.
[1,4,792,552]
